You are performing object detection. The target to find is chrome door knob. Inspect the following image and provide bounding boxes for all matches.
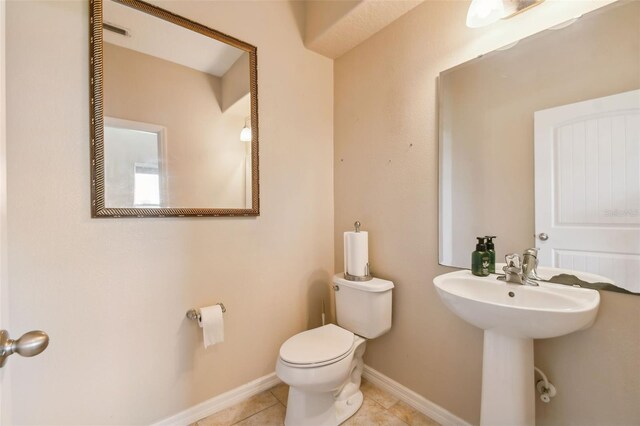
[538,233,549,241]
[0,329,49,367]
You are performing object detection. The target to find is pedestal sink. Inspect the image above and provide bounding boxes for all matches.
[433,270,600,426]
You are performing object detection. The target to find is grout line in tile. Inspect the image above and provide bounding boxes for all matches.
[229,398,280,426]
[386,402,411,426]
[357,397,411,426]
[387,409,411,425]
[368,397,388,411]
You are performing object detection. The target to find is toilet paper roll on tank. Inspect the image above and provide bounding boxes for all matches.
[343,221,372,280]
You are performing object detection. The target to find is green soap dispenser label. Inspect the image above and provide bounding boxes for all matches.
[481,255,490,276]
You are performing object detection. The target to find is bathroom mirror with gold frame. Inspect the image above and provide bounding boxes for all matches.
[438,0,640,294]
[90,0,259,217]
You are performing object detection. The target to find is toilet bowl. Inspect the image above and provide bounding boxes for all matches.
[276,275,394,426]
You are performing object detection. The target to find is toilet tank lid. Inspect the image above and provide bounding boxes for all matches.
[333,274,394,292]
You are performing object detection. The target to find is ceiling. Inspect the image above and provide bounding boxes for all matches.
[102,0,424,72]
[304,0,424,59]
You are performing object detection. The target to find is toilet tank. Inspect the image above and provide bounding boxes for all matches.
[333,274,394,339]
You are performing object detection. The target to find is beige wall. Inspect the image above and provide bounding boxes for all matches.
[334,0,639,425]
[441,0,640,268]
[6,0,332,424]
[221,52,250,112]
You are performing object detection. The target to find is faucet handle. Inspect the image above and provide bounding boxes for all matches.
[500,253,525,284]
[523,248,539,257]
[505,253,521,268]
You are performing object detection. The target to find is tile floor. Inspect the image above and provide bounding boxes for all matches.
[194,379,440,426]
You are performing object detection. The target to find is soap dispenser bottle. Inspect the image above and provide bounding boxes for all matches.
[472,237,490,277]
[485,236,497,273]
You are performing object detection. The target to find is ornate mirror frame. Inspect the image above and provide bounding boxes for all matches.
[89,0,259,218]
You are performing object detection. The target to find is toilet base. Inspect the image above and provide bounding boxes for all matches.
[285,386,337,426]
[284,389,363,426]
[335,391,363,424]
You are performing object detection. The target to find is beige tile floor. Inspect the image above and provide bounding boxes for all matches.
[194,379,440,426]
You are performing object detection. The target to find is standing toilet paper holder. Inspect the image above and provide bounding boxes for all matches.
[186,303,226,321]
[344,263,372,282]
[344,221,373,282]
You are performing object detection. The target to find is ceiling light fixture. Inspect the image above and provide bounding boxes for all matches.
[466,0,504,28]
[466,0,545,28]
[240,117,252,142]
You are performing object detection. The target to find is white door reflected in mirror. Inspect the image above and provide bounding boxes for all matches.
[535,90,640,294]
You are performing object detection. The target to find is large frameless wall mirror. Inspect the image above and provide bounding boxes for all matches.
[439,0,640,294]
[90,0,259,217]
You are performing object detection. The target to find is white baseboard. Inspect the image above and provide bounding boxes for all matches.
[152,373,282,426]
[363,365,472,426]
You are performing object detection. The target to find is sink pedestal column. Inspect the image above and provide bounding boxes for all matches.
[480,330,535,426]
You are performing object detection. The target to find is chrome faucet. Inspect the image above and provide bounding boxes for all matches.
[498,249,540,286]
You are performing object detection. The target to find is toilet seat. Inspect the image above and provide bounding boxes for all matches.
[279,324,354,368]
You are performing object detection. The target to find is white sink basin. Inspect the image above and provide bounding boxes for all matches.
[433,270,600,339]
[433,269,601,426]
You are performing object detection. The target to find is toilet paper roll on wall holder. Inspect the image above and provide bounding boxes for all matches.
[186,303,226,321]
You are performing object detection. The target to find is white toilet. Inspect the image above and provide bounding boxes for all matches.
[276,274,394,426]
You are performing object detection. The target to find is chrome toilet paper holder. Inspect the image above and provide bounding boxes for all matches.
[344,262,372,282]
[186,303,226,321]
[344,221,373,282]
